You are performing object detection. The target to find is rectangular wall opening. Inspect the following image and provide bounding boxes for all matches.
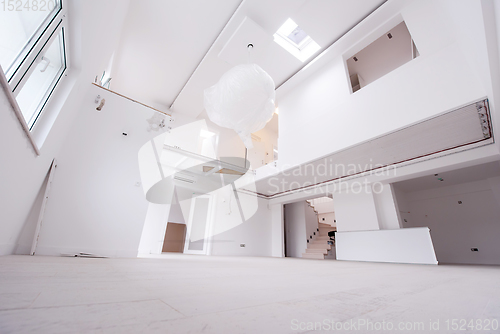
[346,21,418,93]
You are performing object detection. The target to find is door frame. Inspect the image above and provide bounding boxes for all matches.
[183,194,213,255]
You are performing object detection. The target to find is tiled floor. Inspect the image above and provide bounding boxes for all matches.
[0,254,499,333]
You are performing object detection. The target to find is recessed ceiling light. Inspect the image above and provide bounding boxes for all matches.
[273,18,320,62]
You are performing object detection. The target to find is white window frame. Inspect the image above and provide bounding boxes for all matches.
[0,0,68,155]
[273,18,321,62]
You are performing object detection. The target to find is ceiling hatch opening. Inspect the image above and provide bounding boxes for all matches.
[273,18,320,62]
[347,21,419,93]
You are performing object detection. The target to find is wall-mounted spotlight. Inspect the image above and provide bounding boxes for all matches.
[95,95,105,111]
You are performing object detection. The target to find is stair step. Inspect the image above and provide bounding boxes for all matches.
[311,238,331,243]
[302,252,325,259]
[318,223,332,228]
[306,248,328,254]
[308,243,331,250]
[319,228,336,234]
[310,240,331,246]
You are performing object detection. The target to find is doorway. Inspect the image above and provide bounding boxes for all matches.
[162,223,186,253]
[183,195,213,255]
[284,197,336,260]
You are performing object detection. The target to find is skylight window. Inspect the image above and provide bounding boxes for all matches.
[287,26,308,45]
[273,18,320,62]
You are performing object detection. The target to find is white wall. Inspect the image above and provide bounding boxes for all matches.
[284,201,307,258]
[168,202,186,224]
[373,184,402,229]
[210,197,272,257]
[395,178,500,265]
[271,204,284,257]
[336,227,438,264]
[29,79,271,256]
[266,0,500,263]
[304,202,318,242]
[334,186,380,232]
[490,176,500,204]
[278,0,488,169]
[443,0,500,153]
[312,199,334,214]
[138,204,171,255]
[393,185,412,229]
[318,212,336,228]
[0,0,130,255]
[282,201,318,257]
[34,84,167,257]
[13,170,50,255]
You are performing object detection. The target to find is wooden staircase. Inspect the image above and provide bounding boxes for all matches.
[302,222,336,259]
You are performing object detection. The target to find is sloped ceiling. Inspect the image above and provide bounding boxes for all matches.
[110,0,385,118]
[109,0,241,112]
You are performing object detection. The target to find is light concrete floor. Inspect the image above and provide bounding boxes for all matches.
[0,255,499,333]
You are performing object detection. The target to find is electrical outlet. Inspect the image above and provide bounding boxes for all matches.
[240,243,245,248]
[471,248,479,252]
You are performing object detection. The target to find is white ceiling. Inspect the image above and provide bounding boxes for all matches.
[393,161,500,193]
[110,0,386,118]
[110,0,241,112]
